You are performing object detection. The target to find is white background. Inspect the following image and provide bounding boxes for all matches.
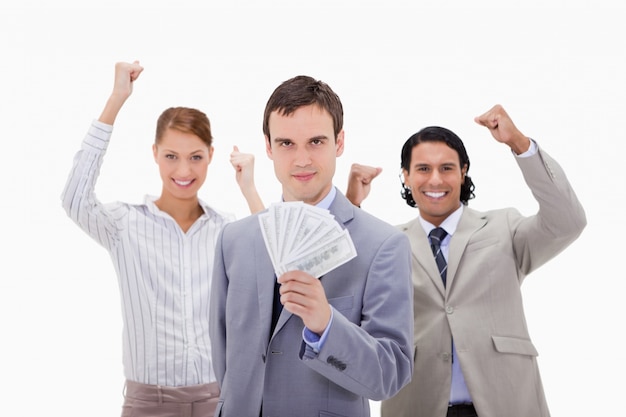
[1,1,624,416]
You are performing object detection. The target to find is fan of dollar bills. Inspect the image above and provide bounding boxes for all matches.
[258,201,357,278]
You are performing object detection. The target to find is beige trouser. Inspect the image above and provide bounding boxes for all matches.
[121,380,220,417]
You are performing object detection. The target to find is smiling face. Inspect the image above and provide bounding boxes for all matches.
[265,104,344,205]
[402,141,467,226]
[153,128,213,203]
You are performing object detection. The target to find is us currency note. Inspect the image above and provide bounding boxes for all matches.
[258,202,357,278]
[281,229,357,278]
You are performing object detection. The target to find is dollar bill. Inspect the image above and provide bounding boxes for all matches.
[258,202,357,278]
[281,229,357,278]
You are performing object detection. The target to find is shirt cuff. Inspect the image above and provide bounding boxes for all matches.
[302,308,334,353]
[514,138,537,158]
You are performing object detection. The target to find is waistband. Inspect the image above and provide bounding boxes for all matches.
[124,380,219,403]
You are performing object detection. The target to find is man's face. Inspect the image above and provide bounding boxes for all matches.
[265,104,344,205]
[403,141,466,226]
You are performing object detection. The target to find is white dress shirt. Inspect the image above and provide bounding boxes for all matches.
[61,120,233,387]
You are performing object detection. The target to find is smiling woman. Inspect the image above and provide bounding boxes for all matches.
[59,61,265,417]
[152,109,215,232]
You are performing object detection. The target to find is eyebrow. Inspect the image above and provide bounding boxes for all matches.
[161,149,206,155]
[413,162,458,168]
[273,135,329,143]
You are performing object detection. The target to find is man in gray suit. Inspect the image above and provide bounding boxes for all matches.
[347,105,586,417]
[209,75,414,416]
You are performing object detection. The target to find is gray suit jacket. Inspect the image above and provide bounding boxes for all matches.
[382,146,586,417]
[210,191,414,417]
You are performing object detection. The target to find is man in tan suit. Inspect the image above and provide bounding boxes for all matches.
[346,105,586,417]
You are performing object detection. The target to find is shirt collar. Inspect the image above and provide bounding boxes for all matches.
[315,186,337,210]
[419,203,464,237]
[143,195,218,220]
[280,185,337,210]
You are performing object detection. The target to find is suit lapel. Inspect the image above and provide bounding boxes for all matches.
[272,303,292,337]
[254,224,285,342]
[447,208,487,288]
[401,219,446,297]
[400,210,488,296]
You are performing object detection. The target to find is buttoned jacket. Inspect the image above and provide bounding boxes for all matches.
[210,191,414,417]
[382,146,586,417]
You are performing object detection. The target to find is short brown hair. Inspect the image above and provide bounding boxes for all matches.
[262,75,343,142]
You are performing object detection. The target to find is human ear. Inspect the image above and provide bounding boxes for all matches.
[335,130,345,157]
[265,135,273,160]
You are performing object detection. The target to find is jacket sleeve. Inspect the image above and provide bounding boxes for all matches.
[300,231,414,401]
[513,145,587,274]
[209,226,229,386]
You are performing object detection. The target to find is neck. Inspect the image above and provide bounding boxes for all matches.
[154,195,203,231]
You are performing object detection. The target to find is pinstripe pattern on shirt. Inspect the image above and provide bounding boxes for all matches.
[62,120,233,386]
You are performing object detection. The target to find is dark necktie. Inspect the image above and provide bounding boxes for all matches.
[429,227,448,287]
[270,278,282,335]
[430,227,464,396]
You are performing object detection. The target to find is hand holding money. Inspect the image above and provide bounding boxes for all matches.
[258,202,358,278]
[277,270,332,334]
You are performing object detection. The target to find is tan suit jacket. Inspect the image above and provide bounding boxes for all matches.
[382,146,586,417]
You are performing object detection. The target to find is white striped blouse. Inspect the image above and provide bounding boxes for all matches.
[61,120,234,387]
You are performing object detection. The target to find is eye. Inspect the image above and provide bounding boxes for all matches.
[191,155,203,161]
[311,138,323,145]
[279,140,293,148]
[165,154,177,160]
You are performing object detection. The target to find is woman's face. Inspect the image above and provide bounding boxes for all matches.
[153,128,213,201]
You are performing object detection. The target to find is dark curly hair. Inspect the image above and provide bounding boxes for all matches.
[400,126,475,207]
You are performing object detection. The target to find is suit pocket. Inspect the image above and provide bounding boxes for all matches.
[492,335,538,356]
[319,411,348,417]
[465,236,499,252]
[328,295,353,312]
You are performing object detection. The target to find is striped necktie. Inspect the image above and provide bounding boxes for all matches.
[429,227,448,287]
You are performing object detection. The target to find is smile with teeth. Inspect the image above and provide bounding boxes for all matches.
[425,191,446,198]
[174,179,194,186]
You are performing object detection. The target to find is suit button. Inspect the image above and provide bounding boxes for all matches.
[327,356,347,371]
[261,354,266,363]
[442,352,451,362]
[445,305,454,314]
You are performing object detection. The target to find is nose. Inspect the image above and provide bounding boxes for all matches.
[294,147,312,167]
[428,170,444,186]
[176,160,192,177]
